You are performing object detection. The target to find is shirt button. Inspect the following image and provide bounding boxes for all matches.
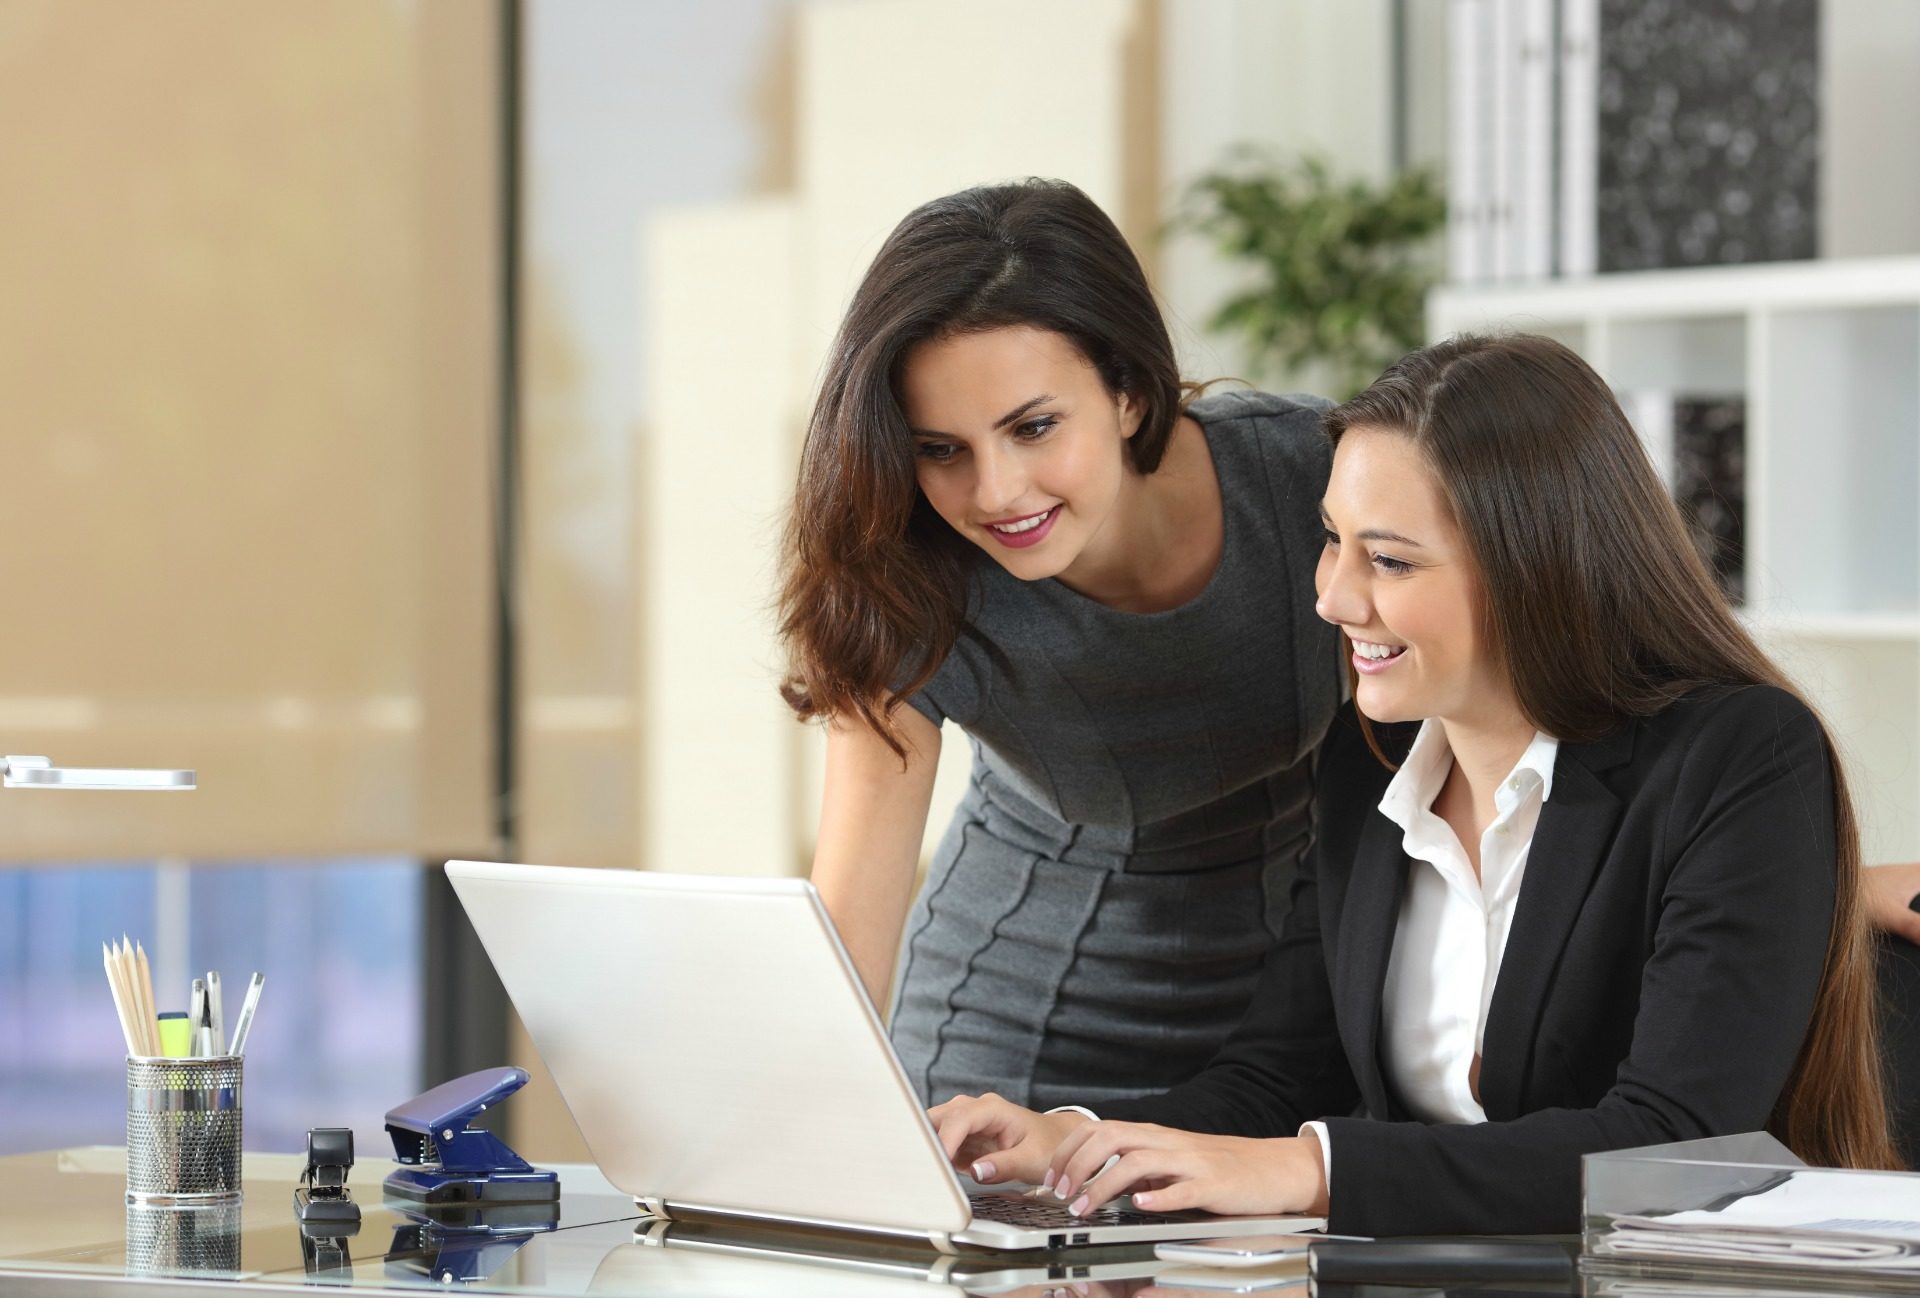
[1508,776,1524,791]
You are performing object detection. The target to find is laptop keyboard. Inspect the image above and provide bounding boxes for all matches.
[969,1191,1203,1227]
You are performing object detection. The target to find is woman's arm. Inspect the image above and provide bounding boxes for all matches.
[811,704,942,1010]
[1865,863,1920,945]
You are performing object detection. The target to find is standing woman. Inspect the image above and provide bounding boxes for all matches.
[778,179,1340,1110]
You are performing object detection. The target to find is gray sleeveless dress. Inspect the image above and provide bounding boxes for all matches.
[890,390,1342,1111]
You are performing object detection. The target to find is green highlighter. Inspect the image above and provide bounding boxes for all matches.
[156,1011,191,1058]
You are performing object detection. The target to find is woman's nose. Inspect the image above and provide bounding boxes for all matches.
[972,443,1025,515]
[1314,550,1368,628]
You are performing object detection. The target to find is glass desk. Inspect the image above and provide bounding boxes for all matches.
[0,1146,1606,1298]
[0,1147,1190,1298]
[0,1147,649,1296]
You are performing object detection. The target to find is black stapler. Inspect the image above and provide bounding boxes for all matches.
[294,1127,363,1228]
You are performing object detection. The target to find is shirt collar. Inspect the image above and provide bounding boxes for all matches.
[1500,727,1560,812]
[1377,719,1453,832]
[1376,719,1559,830]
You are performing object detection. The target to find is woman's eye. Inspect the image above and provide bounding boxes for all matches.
[1372,553,1414,575]
[1321,528,1340,548]
[915,441,959,463]
[1013,417,1057,442]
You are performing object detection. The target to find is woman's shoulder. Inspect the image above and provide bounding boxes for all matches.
[1635,683,1822,755]
[1603,684,1833,816]
[1188,388,1332,458]
[1188,388,1335,525]
[1188,387,1334,422]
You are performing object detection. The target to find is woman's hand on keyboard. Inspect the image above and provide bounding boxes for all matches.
[928,1093,1090,1186]
[1046,1121,1328,1219]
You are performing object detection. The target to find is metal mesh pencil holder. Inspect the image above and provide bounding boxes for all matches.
[125,1056,243,1203]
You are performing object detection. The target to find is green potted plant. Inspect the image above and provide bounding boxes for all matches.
[1173,151,1446,398]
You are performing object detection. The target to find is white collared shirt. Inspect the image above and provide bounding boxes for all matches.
[1303,720,1559,1181]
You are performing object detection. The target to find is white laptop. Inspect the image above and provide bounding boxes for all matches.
[445,860,1325,1252]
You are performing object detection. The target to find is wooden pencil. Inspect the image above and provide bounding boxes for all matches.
[118,939,151,1057]
[134,941,159,1057]
[102,941,137,1055]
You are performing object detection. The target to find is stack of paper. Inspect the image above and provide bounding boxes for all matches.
[1592,1169,1920,1279]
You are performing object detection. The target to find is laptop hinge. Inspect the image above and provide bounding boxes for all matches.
[926,1230,957,1256]
[634,1196,672,1220]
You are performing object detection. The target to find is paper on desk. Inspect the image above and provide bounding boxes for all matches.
[1596,1169,1920,1270]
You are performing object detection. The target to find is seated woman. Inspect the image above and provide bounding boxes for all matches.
[928,332,1900,1236]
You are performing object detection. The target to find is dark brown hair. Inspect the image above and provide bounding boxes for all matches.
[1324,331,1898,1171]
[778,179,1183,754]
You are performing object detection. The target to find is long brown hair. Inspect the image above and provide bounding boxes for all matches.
[778,179,1184,754]
[1323,332,1897,1171]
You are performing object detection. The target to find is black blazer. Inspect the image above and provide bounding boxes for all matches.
[1100,685,1838,1236]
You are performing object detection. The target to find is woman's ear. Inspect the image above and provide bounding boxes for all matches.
[1117,391,1144,439]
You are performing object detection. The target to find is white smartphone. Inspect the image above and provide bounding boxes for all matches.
[1154,1236,1316,1268]
[1151,1263,1308,1293]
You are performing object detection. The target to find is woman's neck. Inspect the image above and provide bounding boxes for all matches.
[1437,707,1538,817]
[1055,415,1221,613]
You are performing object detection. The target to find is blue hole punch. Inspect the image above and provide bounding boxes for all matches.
[383,1066,560,1205]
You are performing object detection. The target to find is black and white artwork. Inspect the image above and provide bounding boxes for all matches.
[1672,395,1747,603]
[1598,0,1820,272]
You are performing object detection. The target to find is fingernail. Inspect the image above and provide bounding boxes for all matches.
[1074,1285,1090,1296]
[1134,1192,1155,1208]
[1069,1194,1090,1217]
[1042,1168,1056,1191]
[972,1159,995,1181]
[1055,1179,1073,1200]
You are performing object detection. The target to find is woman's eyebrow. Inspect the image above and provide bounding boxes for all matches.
[912,394,1055,440]
[1318,506,1425,548]
[1358,528,1426,548]
[991,394,1054,429]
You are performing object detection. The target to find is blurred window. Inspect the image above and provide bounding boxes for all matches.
[0,859,423,1157]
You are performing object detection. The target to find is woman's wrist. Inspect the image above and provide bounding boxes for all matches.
[1291,1133,1330,1216]
[1041,1106,1094,1148]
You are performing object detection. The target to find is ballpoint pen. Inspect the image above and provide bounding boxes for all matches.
[229,972,264,1057]
[206,970,224,1055]
[189,978,208,1057]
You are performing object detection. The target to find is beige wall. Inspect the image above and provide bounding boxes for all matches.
[640,199,805,876]
[0,0,497,860]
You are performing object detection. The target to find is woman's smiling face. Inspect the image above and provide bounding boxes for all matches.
[901,325,1139,582]
[1313,425,1513,727]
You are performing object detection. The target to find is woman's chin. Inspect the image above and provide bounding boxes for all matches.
[1354,684,1419,726]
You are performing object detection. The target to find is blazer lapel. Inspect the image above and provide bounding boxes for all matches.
[1335,806,1411,1120]
[1477,727,1632,1119]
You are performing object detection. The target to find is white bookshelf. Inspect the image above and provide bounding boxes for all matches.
[1431,257,1920,862]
